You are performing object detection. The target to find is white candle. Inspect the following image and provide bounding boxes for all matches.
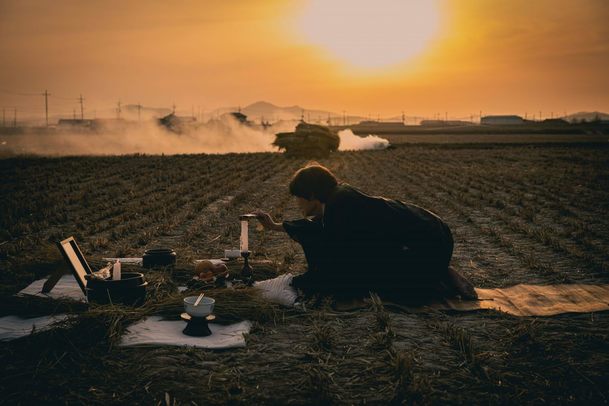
[112,260,121,280]
[240,220,249,252]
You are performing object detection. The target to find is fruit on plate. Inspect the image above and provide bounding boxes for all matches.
[195,260,229,280]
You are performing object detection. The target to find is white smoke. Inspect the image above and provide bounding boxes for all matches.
[338,129,389,151]
[0,115,289,156]
[0,118,390,156]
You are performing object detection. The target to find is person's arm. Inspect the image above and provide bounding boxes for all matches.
[253,210,285,232]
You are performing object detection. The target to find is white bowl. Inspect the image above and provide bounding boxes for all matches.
[183,296,215,317]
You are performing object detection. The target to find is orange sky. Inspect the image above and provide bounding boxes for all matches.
[0,0,607,120]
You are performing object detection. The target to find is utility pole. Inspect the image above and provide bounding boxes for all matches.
[14,108,17,127]
[117,100,122,119]
[73,109,76,120]
[342,110,346,126]
[79,94,84,120]
[137,103,142,121]
[172,103,176,114]
[401,111,405,124]
[43,89,50,127]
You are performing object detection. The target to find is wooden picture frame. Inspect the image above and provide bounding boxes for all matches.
[48,236,93,295]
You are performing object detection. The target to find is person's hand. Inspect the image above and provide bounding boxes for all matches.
[253,210,274,229]
[253,210,283,232]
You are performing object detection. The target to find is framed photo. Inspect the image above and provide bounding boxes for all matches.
[55,236,93,295]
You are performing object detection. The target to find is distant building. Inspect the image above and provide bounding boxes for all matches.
[58,119,94,129]
[158,113,196,134]
[542,118,569,125]
[230,111,248,124]
[91,118,131,132]
[481,115,525,125]
[348,121,406,133]
[420,120,472,127]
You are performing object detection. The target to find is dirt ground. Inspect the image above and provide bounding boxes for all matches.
[1,142,609,404]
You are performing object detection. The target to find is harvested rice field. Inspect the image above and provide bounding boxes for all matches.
[1,142,609,404]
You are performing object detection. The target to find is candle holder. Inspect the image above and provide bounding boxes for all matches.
[240,250,254,286]
[238,214,255,286]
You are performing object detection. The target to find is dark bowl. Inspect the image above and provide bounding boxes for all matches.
[142,248,177,269]
[85,272,147,306]
[87,282,148,307]
[85,272,145,289]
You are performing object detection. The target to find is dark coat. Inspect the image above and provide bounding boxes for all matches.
[284,184,453,301]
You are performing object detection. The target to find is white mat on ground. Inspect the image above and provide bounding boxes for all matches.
[254,273,297,307]
[102,257,143,265]
[119,316,252,349]
[194,259,228,266]
[0,314,69,341]
[17,275,85,302]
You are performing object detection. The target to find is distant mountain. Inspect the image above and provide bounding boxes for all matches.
[248,101,336,122]
[564,111,609,122]
[209,101,367,125]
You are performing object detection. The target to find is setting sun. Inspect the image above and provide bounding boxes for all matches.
[296,0,441,70]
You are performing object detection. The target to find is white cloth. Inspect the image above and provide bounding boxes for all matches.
[102,257,143,265]
[0,314,69,341]
[119,316,251,349]
[254,273,298,307]
[194,259,226,266]
[17,275,86,302]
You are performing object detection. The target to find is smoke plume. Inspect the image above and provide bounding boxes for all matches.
[338,129,389,151]
[1,116,280,156]
[0,117,389,156]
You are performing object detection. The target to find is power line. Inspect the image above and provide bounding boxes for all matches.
[79,94,85,120]
[43,90,50,127]
[0,88,40,96]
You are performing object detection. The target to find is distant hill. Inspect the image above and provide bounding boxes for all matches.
[564,111,609,122]
[210,101,368,125]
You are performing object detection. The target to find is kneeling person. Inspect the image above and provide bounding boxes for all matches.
[255,164,476,303]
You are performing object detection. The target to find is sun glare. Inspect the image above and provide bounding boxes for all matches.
[296,0,441,70]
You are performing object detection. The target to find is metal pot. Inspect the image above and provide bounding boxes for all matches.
[142,248,177,269]
[85,272,147,306]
